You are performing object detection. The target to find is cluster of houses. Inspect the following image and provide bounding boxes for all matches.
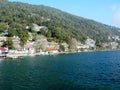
[0,24,120,59]
[0,34,98,59]
[77,38,96,52]
[0,35,60,58]
[0,34,120,59]
[101,35,120,49]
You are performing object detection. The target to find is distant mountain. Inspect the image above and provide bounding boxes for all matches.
[0,0,120,43]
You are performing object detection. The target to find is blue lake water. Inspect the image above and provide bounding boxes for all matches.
[0,50,120,90]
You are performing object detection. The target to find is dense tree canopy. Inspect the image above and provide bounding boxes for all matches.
[0,0,120,45]
[2,38,14,49]
[67,38,78,52]
[0,23,7,32]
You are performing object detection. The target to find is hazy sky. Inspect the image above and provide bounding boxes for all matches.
[9,0,120,28]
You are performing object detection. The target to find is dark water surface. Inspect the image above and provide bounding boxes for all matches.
[0,51,120,90]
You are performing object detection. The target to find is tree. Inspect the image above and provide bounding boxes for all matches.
[59,44,65,52]
[18,30,29,46]
[46,30,51,38]
[67,38,78,52]
[8,29,17,37]
[0,23,7,32]
[32,33,37,41]
[95,40,102,48]
[51,27,68,42]
[2,38,14,49]
[35,40,48,51]
[0,0,120,47]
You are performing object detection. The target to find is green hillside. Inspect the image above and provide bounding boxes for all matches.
[0,0,120,44]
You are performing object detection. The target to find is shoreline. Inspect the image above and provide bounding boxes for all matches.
[2,49,120,59]
[59,49,120,54]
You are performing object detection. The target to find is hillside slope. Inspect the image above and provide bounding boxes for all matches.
[0,0,120,43]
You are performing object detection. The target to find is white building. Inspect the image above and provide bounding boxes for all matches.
[110,42,118,49]
[32,24,46,32]
[85,38,96,47]
[77,38,96,52]
[0,36,7,42]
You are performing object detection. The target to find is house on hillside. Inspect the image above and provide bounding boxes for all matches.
[47,47,59,54]
[0,47,8,55]
[110,42,118,49]
[47,42,59,50]
[77,38,96,52]
[32,24,47,32]
[0,36,7,46]
[24,42,35,54]
[102,42,118,49]
[108,35,120,41]
[0,36,7,42]
[46,42,59,54]
[85,38,96,48]
[77,43,89,52]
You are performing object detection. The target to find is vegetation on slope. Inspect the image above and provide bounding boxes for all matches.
[0,0,120,45]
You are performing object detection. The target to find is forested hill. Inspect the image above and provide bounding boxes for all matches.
[0,0,120,43]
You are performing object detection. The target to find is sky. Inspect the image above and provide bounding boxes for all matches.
[9,0,120,28]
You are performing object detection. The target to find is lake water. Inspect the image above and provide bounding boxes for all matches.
[0,51,120,90]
